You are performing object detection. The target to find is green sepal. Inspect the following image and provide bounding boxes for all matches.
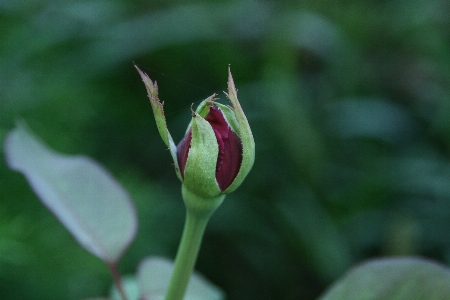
[222,67,255,194]
[135,65,182,181]
[214,102,240,136]
[183,112,222,198]
[183,94,217,134]
[195,95,216,117]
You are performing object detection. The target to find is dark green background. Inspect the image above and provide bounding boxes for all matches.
[2,0,450,299]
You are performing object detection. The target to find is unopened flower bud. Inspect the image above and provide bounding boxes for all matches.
[136,65,255,199]
[177,99,244,197]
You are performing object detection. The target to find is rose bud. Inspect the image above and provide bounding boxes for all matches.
[135,65,254,199]
[177,98,244,197]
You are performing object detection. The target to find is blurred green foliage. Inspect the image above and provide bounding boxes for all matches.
[2,0,450,299]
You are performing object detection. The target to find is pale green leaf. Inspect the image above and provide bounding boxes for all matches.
[110,276,139,300]
[4,123,137,263]
[319,257,450,300]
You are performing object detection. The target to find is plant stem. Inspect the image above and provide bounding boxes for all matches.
[164,210,210,300]
[164,185,225,300]
[107,262,128,300]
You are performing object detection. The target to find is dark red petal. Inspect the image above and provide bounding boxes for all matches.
[215,127,242,190]
[176,128,192,178]
[205,106,243,191]
[205,107,230,140]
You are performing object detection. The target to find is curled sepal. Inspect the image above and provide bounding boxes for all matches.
[135,65,181,180]
[222,67,255,194]
[184,94,218,133]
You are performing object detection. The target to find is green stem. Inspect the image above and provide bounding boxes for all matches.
[164,209,209,300]
[164,185,225,300]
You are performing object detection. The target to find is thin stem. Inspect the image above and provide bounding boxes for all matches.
[164,185,225,300]
[107,262,128,300]
[164,209,210,300]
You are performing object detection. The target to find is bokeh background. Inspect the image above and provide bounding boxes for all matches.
[2,0,450,299]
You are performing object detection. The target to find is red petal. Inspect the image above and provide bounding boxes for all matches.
[176,128,192,178]
[205,107,243,190]
[215,127,242,190]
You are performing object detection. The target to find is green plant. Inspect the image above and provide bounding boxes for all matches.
[3,68,253,300]
[4,67,450,300]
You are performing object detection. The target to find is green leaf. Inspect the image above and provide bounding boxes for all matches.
[318,257,450,300]
[4,123,137,263]
[138,256,225,300]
